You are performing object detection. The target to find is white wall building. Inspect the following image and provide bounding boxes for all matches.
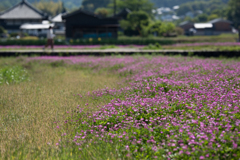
[51,13,66,36]
[20,21,54,37]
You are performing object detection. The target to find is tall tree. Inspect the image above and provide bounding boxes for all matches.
[109,0,154,16]
[0,0,82,11]
[34,1,66,16]
[95,8,111,17]
[120,11,150,37]
[81,0,111,12]
[176,0,227,16]
[0,26,7,34]
[196,14,208,22]
[151,0,229,8]
[227,0,240,28]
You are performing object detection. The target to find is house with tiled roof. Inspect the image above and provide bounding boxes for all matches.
[51,12,66,36]
[0,0,48,33]
[179,18,235,36]
[62,9,119,39]
[179,21,194,34]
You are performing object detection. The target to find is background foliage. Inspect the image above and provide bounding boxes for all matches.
[175,0,228,16]
[0,0,229,13]
[1,0,239,37]
[33,1,66,16]
[0,0,82,12]
[227,0,240,28]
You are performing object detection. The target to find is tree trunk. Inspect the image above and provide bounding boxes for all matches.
[137,27,142,37]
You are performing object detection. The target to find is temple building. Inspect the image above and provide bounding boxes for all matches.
[0,0,48,33]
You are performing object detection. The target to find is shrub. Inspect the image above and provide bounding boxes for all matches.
[9,32,19,38]
[0,39,175,46]
[175,27,184,36]
[143,43,162,50]
[0,66,29,85]
[22,36,39,40]
[0,26,7,34]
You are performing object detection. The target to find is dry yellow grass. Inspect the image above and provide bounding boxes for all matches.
[0,58,122,159]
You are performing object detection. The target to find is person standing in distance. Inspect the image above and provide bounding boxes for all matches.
[43,26,55,51]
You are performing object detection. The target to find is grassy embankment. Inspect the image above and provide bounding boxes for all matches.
[119,34,239,43]
[143,44,240,51]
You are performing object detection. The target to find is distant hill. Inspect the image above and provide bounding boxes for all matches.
[0,0,82,12]
[151,0,229,8]
[0,0,229,13]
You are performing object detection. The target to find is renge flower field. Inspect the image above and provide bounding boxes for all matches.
[27,56,240,159]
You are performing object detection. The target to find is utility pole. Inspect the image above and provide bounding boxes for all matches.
[239,26,240,42]
[114,0,116,16]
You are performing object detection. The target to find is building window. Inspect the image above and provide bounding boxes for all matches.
[6,20,14,25]
[14,20,21,25]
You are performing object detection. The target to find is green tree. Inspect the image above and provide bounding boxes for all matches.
[0,0,82,11]
[0,26,7,34]
[175,27,184,36]
[208,14,219,21]
[151,0,229,8]
[148,21,162,36]
[211,8,228,18]
[120,11,150,37]
[176,4,192,16]
[227,0,240,28]
[148,21,176,36]
[160,23,176,36]
[109,0,154,16]
[95,8,111,17]
[34,1,66,16]
[0,5,5,12]
[81,0,111,12]
[196,14,208,22]
[176,0,227,17]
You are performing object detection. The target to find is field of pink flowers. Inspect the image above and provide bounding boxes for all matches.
[30,56,240,159]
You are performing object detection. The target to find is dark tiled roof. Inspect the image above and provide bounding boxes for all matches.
[0,0,48,19]
[62,9,117,20]
[179,21,193,26]
[62,9,99,19]
[208,18,232,24]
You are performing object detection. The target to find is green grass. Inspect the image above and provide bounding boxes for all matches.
[119,34,239,43]
[0,57,124,159]
[162,45,240,51]
[0,45,119,51]
[1,55,239,159]
[0,66,29,85]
